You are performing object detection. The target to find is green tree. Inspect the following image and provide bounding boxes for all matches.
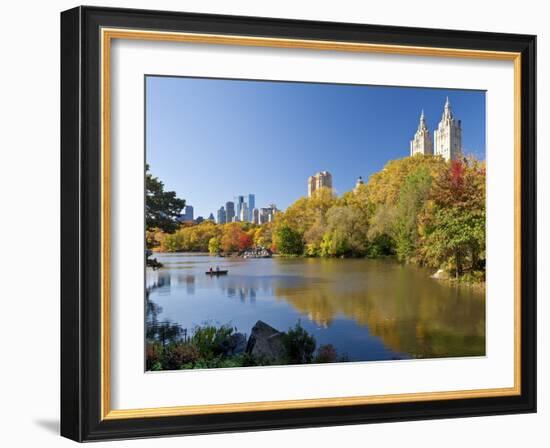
[275,224,305,255]
[283,321,316,364]
[322,206,369,256]
[393,166,432,261]
[422,207,485,278]
[145,164,185,236]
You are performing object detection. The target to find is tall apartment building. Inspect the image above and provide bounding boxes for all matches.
[217,206,226,224]
[235,195,245,221]
[307,171,332,197]
[410,110,433,156]
[239,202,248,222]
[409,98,463,162]
[225,201,235,223]
[434,97,462,162]
[178,205,194,222]
[247,194,255,221]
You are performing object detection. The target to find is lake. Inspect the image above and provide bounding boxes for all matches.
[146,253,485,362]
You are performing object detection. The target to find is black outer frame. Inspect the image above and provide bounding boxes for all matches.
[60,5,537,442]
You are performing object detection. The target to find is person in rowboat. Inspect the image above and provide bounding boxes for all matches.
[209,267,213,274]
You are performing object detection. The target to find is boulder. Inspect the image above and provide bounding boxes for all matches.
[431,268,449,279]
[246,320,285,362]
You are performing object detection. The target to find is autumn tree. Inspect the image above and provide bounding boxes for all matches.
[321,206,369,256]
[419,159,486,278]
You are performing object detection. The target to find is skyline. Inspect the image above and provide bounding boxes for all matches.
[146,76,486,218]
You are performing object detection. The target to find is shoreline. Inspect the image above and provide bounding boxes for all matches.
[148,252,485,287]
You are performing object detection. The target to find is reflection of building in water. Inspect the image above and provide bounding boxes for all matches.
[185,275,195,295]
[219,278,266,303]
[156,272,171,295]
[306,312,330,329]
[174,273,196,295]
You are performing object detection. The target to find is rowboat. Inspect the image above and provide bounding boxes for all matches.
[205,270,228,276]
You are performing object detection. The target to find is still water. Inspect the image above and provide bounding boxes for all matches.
[146,253,485,362]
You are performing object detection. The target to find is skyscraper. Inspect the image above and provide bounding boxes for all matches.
[207,213,215,222]
[239,202,248,222]
[252,208,260,225]
[178,205,194,222]
[225,201,235,223]
[307,171,332,197]
[434,97,462,161]
[235,195,245,222]
[410,110,433,156]
[247,194,255,222]
[259,204,278,224]
[217,206,226,224]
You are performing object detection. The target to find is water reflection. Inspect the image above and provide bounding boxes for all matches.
[146,253,485,361]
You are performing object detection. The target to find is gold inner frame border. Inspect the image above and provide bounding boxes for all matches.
[100,27,522,420]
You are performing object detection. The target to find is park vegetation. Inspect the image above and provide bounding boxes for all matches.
[147,155,485,282]
[146,320,346,370]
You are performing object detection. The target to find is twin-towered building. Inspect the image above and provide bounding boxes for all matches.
[307,101,462,201]
[410,97,463,161]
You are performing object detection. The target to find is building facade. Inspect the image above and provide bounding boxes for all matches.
[217,206,226,224]
[434,97,462,161]
[239,202,248,222]
[410,110,433,156]
[409,98,463,162]
[235,195,245,222]
[354,176,364,192]
[247,194,255,221]
[252,208,260,225]
[179,205,194,222]
[225,201,235,223]
[307,171,333,197]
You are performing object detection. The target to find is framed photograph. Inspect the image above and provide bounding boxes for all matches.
[61,6,536,442]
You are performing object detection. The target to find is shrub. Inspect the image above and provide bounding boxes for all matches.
[315,344,338,363]
[146,342,163,370]
[191,324,235,359]
[164,343,200,370]
[283,321,316,364]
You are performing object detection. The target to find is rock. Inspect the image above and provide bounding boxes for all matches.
[431,268,449,279]
[246,320,285,362]
[219,332,247,356]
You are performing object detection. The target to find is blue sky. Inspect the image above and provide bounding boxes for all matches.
[146,76,486,218]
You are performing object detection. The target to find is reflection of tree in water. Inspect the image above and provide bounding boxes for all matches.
[273,264,486,359]
[146,282,186,346]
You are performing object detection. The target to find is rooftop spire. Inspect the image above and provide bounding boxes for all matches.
[418,109,427,131]
[442,96,453,120]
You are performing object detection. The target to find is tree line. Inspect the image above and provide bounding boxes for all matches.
[147,155,486,281]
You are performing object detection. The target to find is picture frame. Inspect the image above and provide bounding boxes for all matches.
[60,5,536,442]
